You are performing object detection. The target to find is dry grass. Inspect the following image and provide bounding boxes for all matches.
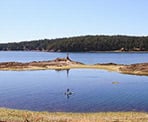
[0,108,148,122]
[0,59,148,76]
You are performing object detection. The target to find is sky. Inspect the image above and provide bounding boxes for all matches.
[0,0,148,43]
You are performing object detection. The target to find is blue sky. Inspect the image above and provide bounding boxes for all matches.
[0,0,148,43]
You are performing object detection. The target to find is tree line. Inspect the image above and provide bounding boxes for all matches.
[0,35,148,52]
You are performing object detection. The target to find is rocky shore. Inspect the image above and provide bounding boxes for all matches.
[0,57,147,76]
[0,57,83,71]
[119,63,148,75]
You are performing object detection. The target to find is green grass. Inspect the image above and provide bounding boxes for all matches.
[0,108,148,122]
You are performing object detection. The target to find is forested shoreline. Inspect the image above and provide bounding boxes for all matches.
[0,35,148,52]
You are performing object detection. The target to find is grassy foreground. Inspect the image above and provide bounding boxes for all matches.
[0,108,148,122]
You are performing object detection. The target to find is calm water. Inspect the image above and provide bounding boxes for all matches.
[0,51,148,64]
[0,51,148,112]
[0,69,148,112]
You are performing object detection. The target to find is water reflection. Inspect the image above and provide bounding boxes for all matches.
[55,69,72,99]
[0,69,148,112]
[55,69,70,78]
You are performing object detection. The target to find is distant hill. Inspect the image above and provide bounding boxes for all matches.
[0,35,148,52]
